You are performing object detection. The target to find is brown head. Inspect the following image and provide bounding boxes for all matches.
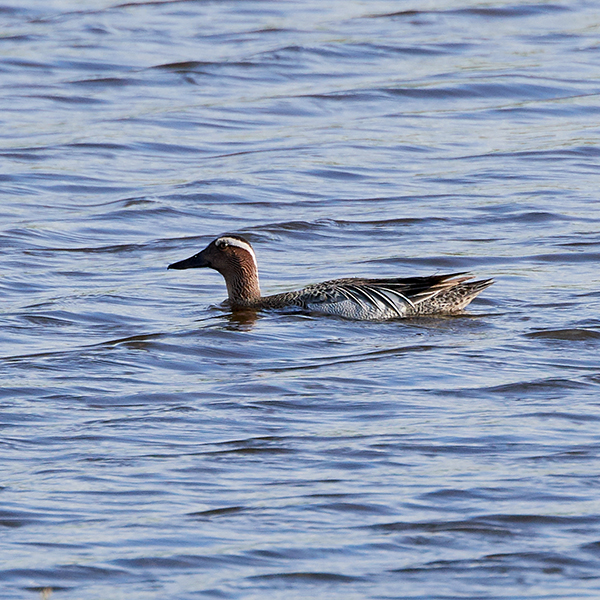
[168,235,261,307]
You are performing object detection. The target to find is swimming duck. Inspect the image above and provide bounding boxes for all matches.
[168,235,493,320]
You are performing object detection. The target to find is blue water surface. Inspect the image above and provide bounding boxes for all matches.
[1,1,600,599]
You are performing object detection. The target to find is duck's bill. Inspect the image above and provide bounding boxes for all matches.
[168,252,209,270]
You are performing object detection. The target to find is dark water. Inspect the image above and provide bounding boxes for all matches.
[2,1,600,598]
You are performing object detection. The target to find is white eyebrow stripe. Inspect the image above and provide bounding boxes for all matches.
[217,236,257,267]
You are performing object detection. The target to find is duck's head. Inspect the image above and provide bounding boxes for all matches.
[168,235,261,306]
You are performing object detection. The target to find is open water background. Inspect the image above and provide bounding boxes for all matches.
[1,1,600,598]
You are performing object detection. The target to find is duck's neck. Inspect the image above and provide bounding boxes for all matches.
[224,262,261,307]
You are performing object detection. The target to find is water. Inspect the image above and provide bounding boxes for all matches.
[1,1,600,598]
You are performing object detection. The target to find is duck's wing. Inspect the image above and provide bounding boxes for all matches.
[291,273,474,319]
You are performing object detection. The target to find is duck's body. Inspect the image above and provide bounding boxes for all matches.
[168,235,493,320]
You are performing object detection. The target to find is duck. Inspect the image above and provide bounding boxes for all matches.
[168,235,493,320]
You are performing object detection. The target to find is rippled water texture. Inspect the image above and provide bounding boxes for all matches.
[1,1,600,598]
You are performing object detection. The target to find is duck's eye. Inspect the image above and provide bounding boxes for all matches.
[216,240,227,249]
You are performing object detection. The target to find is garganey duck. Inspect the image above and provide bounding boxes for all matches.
[168,235,493,320]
